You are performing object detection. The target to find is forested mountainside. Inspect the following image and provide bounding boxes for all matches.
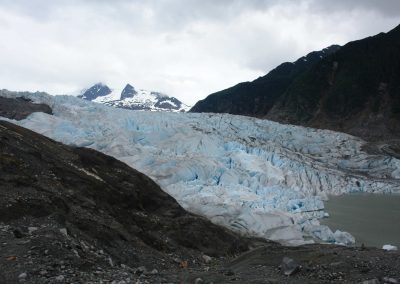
[191,25,400,141]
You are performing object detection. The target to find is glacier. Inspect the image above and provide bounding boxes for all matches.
[1,92,400,245]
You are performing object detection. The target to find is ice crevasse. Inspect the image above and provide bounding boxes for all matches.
[2,92,400,246]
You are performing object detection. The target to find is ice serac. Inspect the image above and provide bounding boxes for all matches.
[1,92,400,246]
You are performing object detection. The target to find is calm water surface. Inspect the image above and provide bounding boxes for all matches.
[321,194,400,248]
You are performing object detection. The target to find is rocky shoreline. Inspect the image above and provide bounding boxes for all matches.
[1,217,399,283]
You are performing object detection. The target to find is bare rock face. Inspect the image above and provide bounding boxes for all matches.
[120,84,137,100]
[78,83,112,100]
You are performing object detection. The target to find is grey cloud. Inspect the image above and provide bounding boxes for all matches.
[0,0,285,30]
[1,0,398,30]
[0,0,399,105]
[307,0,400,17]
[2,0,400,18]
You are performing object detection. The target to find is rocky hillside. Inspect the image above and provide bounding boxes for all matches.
[78,83,190,112]
[190,45,340,116]
[267,24,400,141]
[0,93,52,120]
[191,24,400,141]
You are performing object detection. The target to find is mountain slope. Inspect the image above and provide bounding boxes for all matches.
[0,95,52,120]
[190,45,340,116]
[191,24,400,141]
[78,83,190,112]
[78,83,112,100]
[267,24,400,140]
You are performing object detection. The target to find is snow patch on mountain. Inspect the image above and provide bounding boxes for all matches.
[78,83,190,112]
[1,92,400,246]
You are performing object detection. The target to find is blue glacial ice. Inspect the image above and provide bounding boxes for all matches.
[2,92,400,245]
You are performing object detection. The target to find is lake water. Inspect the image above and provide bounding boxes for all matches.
[321,193,400,248]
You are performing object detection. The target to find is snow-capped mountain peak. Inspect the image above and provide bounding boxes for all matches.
[78,83,190,112]
[120,83,137,100]
[78,83,112,101]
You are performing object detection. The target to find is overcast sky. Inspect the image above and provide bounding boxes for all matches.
[0,0,399,105]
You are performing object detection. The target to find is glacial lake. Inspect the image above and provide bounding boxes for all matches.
[321,193,400,248]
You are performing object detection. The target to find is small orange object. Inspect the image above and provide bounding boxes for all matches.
[6,256,17,261]
[180,260,188,269]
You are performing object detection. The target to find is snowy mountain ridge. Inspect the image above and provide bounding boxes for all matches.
[1,91,400,246]
[78,83,190,112]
